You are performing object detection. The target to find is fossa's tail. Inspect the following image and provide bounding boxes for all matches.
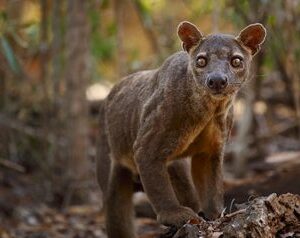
[96,100,111,208]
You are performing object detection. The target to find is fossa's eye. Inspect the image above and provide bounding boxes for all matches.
[196,56,207,67]
[231,56,243,68]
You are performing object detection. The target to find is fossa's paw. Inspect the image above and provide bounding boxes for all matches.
[200,205,223,220]
[157,206,200,228]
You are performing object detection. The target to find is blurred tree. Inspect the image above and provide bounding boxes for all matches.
[225,0,300,177]
[0,0,299,207]
[133,0,161,56]
[112,0,127,77]
[63,0,90,204]
[225,0,270,177]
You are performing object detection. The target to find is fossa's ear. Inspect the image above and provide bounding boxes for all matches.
[236,23,266,56]
[177,21,203,52]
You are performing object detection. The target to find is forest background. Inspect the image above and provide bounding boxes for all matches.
[0,0,299,237]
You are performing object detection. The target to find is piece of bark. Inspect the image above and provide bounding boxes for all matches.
[161,193,300,238]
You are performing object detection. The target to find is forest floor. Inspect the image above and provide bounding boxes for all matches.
[0,151,300,238]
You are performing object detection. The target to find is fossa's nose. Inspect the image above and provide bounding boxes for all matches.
[206,75,228,92]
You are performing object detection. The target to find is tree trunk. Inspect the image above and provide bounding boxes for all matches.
[112,0,127,78]
[63,0,90,205]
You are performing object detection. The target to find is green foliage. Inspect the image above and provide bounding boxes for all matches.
[89,8,115,60]
[0,10,7,32]
[0,36,21,75]
[23,23,40,50]
[134,0,153,27]
[224,7,245,26]
[0,10,21,74]
[91,31,115,60]
[267,15,276,27]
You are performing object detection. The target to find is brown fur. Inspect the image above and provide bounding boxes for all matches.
[97,21,266,238]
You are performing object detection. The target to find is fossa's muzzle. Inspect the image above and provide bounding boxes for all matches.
[206,73,228,94]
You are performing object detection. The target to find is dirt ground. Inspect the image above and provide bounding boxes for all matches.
[0,152,299,238]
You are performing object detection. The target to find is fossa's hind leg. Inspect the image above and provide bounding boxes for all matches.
[96,101,111,204]
[106,162,136,238]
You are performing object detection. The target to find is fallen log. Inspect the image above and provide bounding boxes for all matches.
[161,193,300,238]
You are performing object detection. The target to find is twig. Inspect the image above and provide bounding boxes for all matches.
[220,207,227,218]
[0,113,65,146]
[229,198,235,213]
[0,158,25,173]
[224,208,247,218]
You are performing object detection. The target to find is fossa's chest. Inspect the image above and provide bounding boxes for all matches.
[171,117,224,159]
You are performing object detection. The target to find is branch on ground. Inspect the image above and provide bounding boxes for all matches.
[161,193,300,238]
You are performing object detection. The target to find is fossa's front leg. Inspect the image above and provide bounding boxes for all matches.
[168,159,200,212]
[191,114,231,219]
[134,128,199,227]
[191,151,224,219]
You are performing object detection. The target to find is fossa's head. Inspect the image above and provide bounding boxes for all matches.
[177,21,266,99]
